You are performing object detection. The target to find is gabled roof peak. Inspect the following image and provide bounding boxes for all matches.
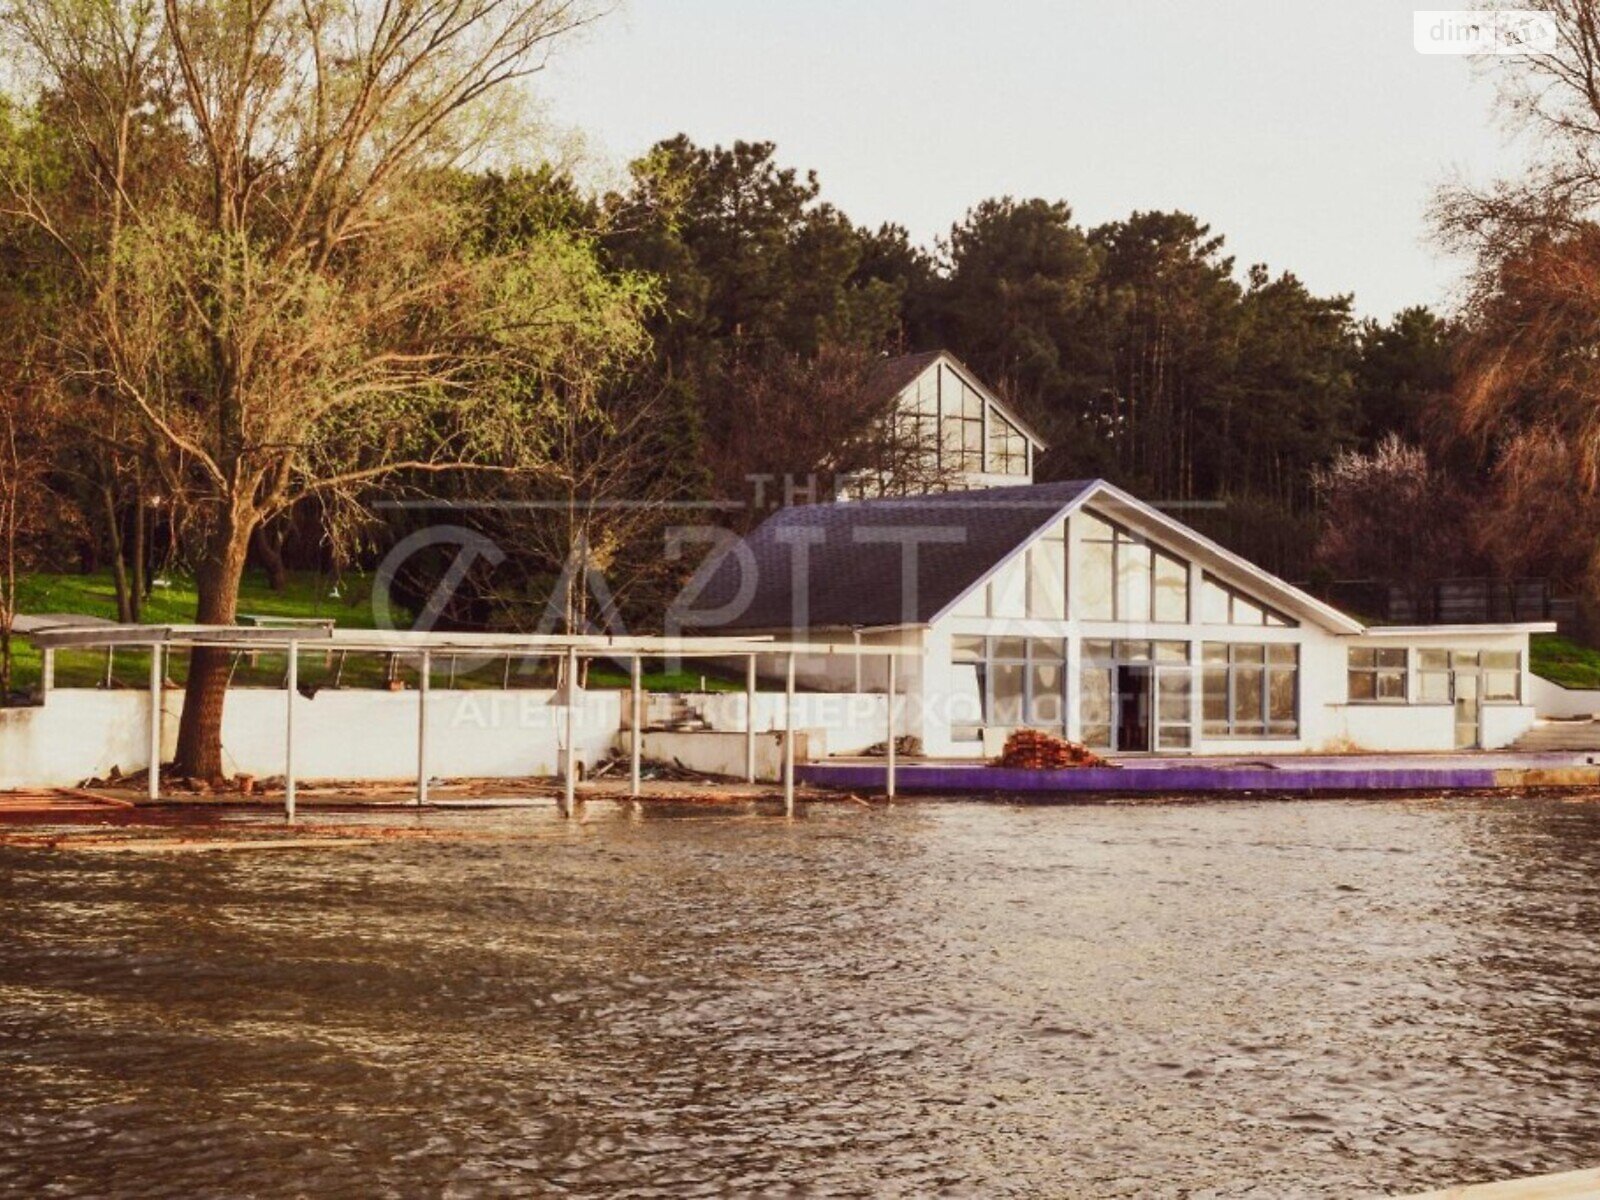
[866,349,1049,450]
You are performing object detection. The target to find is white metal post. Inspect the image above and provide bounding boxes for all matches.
[745,654,758,784]
[147,645,162,802]
[563,645,578,817]
[630,653,642,798]
[783,651,796,816]
[40,648,54,698]
[285,640,298,824]
[886,653,897,800]
[417,650,431,807]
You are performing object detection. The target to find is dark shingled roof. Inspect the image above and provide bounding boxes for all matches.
[861,350,942,409]
[684,481,1098,632]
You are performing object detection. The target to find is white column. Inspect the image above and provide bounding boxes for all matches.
[40,648,55,698]
[1188,559,1205,750]
[285,640,298,824]
[783,651,796,816]
[1065,628,1083,744]
[745,655,758,784]
[563,645,578,817]
[630,653,642,798]
[147,645,162,802]
[885,653,897,799]
[416,650,430,807]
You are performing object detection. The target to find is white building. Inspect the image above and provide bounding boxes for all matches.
[848,350,1047,494]
[685,478,1548,756]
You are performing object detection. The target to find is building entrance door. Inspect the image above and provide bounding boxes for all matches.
[1453,666,1481,750]
[1116,664,1153,752]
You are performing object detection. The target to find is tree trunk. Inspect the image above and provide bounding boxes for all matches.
[173,513,254,781]
[131,477,147,616]
[101,483,133,624]
[253,523,287,592]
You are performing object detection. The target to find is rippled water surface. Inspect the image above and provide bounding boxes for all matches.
[5,796,1600,1197]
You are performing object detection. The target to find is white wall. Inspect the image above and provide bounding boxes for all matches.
[220,688,621,781]
[638,729,806,781]
[644,691,900,755]
[0,691,164,790]
[1481,705,1539,750]
[0,686,620,789]
[1322,704,1455,752]
[1530,675,1600,719]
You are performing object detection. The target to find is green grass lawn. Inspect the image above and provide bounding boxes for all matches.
[1530,633,1600,690]
[15,569,381,628]
[5,570,739,697]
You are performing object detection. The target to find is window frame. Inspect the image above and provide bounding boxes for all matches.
[986,407,1030,476]
[952,636,1071,734]
[1202,641,1300,739]
[1347,646,1408,705]
[1074,514,1190,624]
[939,364,986,474]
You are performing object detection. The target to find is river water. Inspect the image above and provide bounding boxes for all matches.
[3,796,1600,1198]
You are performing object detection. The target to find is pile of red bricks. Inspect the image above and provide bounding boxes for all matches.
[995,729,1111,770]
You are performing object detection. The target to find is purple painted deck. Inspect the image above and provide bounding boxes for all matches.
[799,762,1505,795]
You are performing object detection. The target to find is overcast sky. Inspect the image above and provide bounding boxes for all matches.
[541,0,1534,321]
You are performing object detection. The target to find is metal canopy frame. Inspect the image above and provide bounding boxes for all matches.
[27,624,913,822]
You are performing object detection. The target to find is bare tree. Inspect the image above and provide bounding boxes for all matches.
[1478,423,1600,602]
[697,344,959,527]
[0,0,641,777]
[1437,4,1600,476]
[0,389,55,698]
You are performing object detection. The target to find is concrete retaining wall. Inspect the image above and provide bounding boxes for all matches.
[0,686,621,789]
[1531,675,1600,720]
[643,692,898,755]
[0,691,167,790]
[637,729,806,781]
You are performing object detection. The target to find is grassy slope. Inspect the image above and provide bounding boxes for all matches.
[5,570,737,694]
[15,570,380,628]
[1529,633,1600,691]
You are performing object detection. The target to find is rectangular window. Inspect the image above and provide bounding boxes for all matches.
[1157,665,1193,750]
[988,409,1030,476]
[1078,539,1114,621]
[1202,666,1228,734]
[1117,540,1153,622]
[940,365,986,472]
[1348,646,1407,703]
[1029,662,1065,724]
[1071,512,1189,623]
[1080,666,1112,749]
[1233,665,1265,735]
[1027,533,1066,619]
[1484,650,1521,702]
[1154,553,1188,622]
[951,637,1070,733]
[991,662,1025,726]
[1202,643,1298,738]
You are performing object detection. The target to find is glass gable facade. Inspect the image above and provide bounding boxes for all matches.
[1073,511,1188,623]
[893,361,1035,481]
